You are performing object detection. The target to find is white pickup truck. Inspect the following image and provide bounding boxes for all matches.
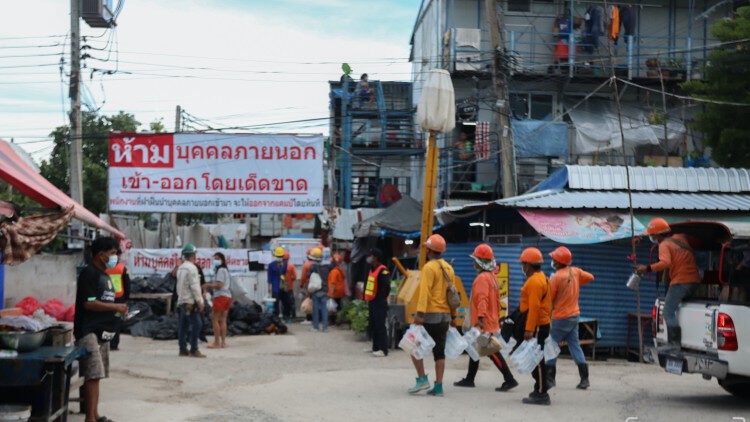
[649,221,750,398]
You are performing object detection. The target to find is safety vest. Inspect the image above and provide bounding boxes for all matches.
[364,265,387,302]
[106,263,126,299]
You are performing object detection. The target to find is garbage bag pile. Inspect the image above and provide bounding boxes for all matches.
[124,301,286,340]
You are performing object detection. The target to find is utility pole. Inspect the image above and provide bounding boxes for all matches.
[174,105,182,133]
[485,0,515,198]
[69,0,84,206]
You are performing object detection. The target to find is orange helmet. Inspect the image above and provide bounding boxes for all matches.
[548,246,572,266]
[518,247,543,265]
[283,251,290,260]
[332,253,343,265]
[644,217,670,236]
[471,244,494,261]
[424,234,446,253]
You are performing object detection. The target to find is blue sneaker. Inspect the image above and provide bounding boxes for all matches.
[407,375,430,394]
[426,383,444,396]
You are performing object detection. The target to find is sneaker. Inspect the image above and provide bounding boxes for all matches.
[310,328,319,332]
[372,350,386,357]
[426,383,444,397]
[189,351,207,358]
[322,328,329,333]
[179,351,189,357]
[407,375,430,394]
[363,347,375,353]
[495,379,519,392]
[453,378,475,388]
[522,392,551,405]
[301,320,312,325]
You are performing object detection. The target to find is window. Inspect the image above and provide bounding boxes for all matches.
[506,0,553,13]
[510,93,555,120]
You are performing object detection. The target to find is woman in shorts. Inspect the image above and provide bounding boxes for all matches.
[205,252,232,348]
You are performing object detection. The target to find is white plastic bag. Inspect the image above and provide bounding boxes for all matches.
[398,324,436,360]
[326,298,338,313]
[510,338,543,374]
[307,272,322,293]
[544,336,561,363]
[462,327,481,362]
[444,327,469,360]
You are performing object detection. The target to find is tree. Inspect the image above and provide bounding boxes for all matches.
[40,111,141,215]
[682,6,750,167]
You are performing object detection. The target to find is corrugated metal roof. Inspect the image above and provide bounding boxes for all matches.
[498,190,750,211]
[443,239,660,348]
[566,165,750,193]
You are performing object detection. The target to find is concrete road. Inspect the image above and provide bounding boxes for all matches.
[68,323,749,422]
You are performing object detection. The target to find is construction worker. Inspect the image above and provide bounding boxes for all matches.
[176,243,206,358]
[328,253,346,325]
[283,251,297,323]
[308,247,331,332]
[267,247,287,318]
[299,248,315,325]
[408,234,456,397]
[547,246,595,390]
[364,248,390,357]
[454,244,518,392]
[636,217,701,347]
[518,247,552,405]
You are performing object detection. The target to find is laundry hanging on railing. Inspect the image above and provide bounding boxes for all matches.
[475,122,491,160]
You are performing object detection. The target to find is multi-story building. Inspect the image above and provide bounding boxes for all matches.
[410,0,734,200]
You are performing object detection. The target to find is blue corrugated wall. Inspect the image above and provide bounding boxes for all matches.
[442,240,660,348]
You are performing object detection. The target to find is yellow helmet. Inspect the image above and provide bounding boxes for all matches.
[310,248,323,260]
[273,247,285,258]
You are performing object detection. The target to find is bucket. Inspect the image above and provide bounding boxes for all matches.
[0,405,31,422]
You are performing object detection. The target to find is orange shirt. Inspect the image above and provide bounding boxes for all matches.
[519,271,552,332]
[328,266,346,299]
[300,260,314,288]
[470,271,500,333]
[651,234,701,285]
[284,262,297,292]
[550,266,594,320]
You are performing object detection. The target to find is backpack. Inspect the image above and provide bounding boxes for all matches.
[308,271,323,293]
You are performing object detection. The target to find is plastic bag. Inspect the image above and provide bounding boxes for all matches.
[444,327,469,360]
[42,299,66,321]
[462,327,481,362]
[477,333,502,357]
[307,272,322,293]
[300,297,313,315]
[63,305,75,322]
[398,324,435,360]
[15,297,41,316]
[326,298,338,313]
[510,338,543,374]
[544,335,561,363]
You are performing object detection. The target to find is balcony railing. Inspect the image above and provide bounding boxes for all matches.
[505,29,707,80]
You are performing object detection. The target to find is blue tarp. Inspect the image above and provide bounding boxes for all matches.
[512,119,568,158]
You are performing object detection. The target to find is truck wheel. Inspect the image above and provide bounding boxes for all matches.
[719,380,750,398]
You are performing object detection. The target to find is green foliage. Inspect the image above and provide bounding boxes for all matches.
[345,299,369,334]
[681,6,750,167]
[39,111,142,215]
[149,118,166,133]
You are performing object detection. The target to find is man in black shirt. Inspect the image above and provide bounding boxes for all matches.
[75,237,128,422]
[365,248,391,357]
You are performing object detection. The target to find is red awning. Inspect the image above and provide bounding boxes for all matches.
[0,139,126,240]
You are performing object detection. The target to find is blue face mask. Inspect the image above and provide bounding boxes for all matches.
[106,255,118,269]
[550,261,556,270]
[213,259,222,267]
[649,235,657,244]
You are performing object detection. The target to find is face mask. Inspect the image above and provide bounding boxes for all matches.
[649,235,657,244]
[366,256,373,265]
[550,261,556,270]
[275,258,283,264]
[106,255,118,269]
[213,259,222,267]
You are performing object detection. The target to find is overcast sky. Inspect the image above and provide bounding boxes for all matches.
[0,0,421,162]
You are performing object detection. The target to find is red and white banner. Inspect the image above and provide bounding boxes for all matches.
[124,248,253,277]
[108,133,324,213]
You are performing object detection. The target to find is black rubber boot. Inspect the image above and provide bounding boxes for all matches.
[668,326,682,347]
[576,363,590,390]
[546,365,556,389]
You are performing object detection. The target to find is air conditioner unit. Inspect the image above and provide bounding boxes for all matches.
[82,0,115,28]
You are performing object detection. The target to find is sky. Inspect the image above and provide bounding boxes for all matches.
[0,0,422,163]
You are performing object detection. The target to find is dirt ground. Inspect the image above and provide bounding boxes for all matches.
[66,323,749,422]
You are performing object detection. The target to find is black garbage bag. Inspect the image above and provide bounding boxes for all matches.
[132,274,174,294]
[129,319,159,338]
[151,315,179,340]
[229,303,262,325]
[230,320,250,333]
[122,302,153,328]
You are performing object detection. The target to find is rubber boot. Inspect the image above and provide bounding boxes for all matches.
[668,326,682,347]
[576,363,590,390]
[546,365,556,389]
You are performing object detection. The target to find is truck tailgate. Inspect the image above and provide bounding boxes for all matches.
[657,300,719,352]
